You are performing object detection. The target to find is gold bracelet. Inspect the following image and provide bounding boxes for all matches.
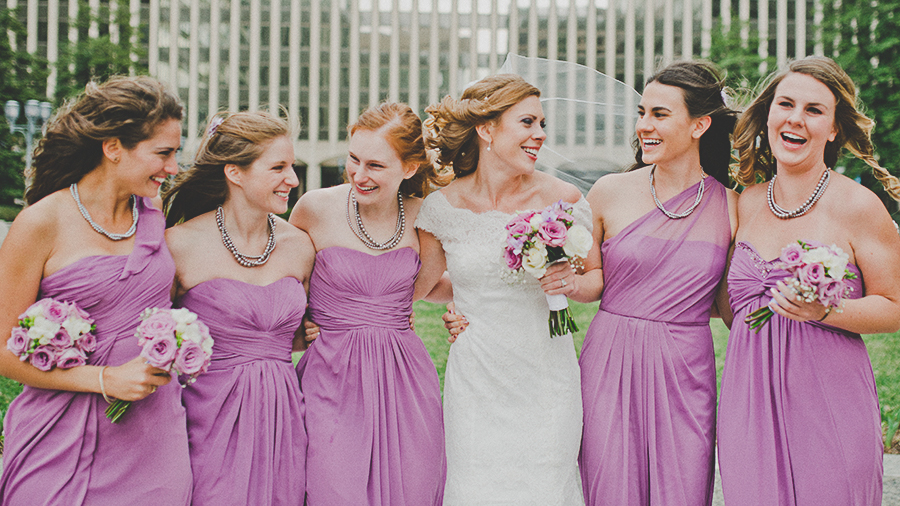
[98,366,113,404]
[817,306,832,322]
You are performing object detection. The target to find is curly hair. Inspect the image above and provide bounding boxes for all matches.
[349,102,451,197]
[424,74,540,179]
[733,55,900,200]
[162,111,291,227]
[630,60,739,187]
[25,76,183,205]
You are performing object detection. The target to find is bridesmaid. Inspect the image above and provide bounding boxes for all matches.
[718,56,900,505]
[569,61,739,506]
[163,111,314,505]
[288,102,448,505]
[0,76,192,504]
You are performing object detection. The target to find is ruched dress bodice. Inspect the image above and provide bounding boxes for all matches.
[180,277,307,506]
[0,197,192,506]
[718,241,881,506]
[298,246,445,506]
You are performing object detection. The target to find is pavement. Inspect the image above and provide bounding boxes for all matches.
[711,453,900,505]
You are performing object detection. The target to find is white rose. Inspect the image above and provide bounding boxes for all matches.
[179,324,205,346]
[201,336,214,356]
[24,304,45,319]
[529,213,545,231]
[28,316,61,345]
[61,316,92,339]
[800,246,831,266]
[821,247,850,278]
[522,246,548,278]
[563,225,592,259]
[170,308,197,326]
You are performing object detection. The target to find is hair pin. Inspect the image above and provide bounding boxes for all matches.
[208,116,224,137]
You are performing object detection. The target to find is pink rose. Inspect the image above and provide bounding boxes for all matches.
[817,279,846,308]
[506,221,532,237]
[7,327,31,357]
[797,262,825,288]
[50,328,72,348]
[57,347,87,369]
[77,332,97,353]
[505,246,523,270]
[173,340,207,376]
[29,345,57,371]
[779,243,805,269]
[507,211,535,230]
[44,299,70,324]
[141,333,178,370]
[538,221,567,247]
[138,312,177,345]
[69,302,92,322]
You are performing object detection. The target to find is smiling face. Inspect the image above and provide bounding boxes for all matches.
[118,118,182,198]
[346,127,416,205]
[636,82,706,168]
[237,135,298,214]
[484,95,546,175]
[766,72,837,173]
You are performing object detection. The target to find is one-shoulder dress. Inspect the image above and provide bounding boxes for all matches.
[578,178,730,506]
[0,197,192,505]
[296,246,445,505]
[717,241,882,506]
[416,191,591,506]
[180,277,307,506]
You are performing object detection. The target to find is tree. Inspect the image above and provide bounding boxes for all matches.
[0,8,50,206]
[709,18,777,93]
[823,0,900,219]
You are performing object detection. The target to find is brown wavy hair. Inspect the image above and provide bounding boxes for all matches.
[25,76,183,205]
[733,55,900,200]
[630,60,739,187]
[162,111,291,227]
[424,74,540,178]
[349,102,450,197]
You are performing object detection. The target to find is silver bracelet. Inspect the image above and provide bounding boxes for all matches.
[99,366,113,404]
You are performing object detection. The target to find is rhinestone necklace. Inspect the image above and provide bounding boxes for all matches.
[70,183,139,241]
[767,168,830,219]
[216,206,277,267]
[346,189,405,250]
[649,165,707,219]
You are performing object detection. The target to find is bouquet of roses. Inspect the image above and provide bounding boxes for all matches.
[106,307,214,423]
[503,200,593,338]
[745,240,856,332]
[7,298,97,371]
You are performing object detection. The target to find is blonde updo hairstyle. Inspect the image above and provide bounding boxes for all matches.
[348,102,450,197]
[163,111,291,227]
[425,74,540,178]
[733,55,900,200]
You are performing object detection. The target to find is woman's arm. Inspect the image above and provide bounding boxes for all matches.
[413,229,449,302]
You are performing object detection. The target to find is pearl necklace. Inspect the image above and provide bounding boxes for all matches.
[767,169,830,219]
[70,183,139,241]
[649,165,707,219]
[216,206,277,267]
[346,189,405,250]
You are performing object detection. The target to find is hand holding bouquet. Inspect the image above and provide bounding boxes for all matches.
[503,200,592,338]
[745,241,856,332]
[7,298,97,371]
[106,307,213,423]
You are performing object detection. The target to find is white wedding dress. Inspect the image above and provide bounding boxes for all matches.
[416,191,587,505]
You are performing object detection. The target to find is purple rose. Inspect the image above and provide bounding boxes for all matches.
[173,340,207,376]
[538,221,567,248]
[505,246,523,270]
[7,327,31,357]
[817,279,846,308]
[77,332,97,353]
[552,199,573,213]
[43,299,70,324]
[57,347,87,369]
[797,262,826,288]
[779,243,805,269]
[138,312,176,345]
[507,234,526,252]
[29,345,57,371]
[49,327,72,348]
[141,333,177,370]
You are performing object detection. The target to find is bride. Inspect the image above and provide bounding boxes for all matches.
[414,74,600,505]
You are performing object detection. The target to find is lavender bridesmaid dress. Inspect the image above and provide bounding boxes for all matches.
[579,179,730,506]
[296,246,445,506]
[180,277,307,506]
[717,241,882,506]
[0,198,192,505]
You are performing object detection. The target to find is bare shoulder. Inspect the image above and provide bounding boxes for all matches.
[402,195,425,221]
[8,191,68,245]
[830,175,895,232]
[534,171,582,204]
[274,216,315,251]
[164,211,213,257]
[736,182,766,213]
[289,185,346,229]
[587,169,643,207]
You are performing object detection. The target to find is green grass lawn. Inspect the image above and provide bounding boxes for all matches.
[2,300,899,448]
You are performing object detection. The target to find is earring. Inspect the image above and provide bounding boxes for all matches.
[112,157,120,163]
[487,141,492,152]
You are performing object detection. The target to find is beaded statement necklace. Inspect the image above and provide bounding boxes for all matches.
[649,165,707,220]
[346,189,406,250]
[70,183,139,241]
[767,169,830,219]
[216,206,277,267]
